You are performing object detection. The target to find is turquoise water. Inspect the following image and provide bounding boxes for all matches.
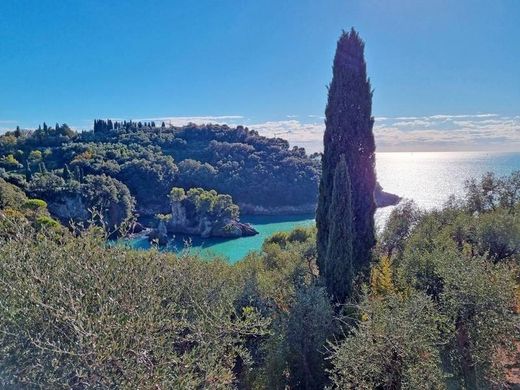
[123,151,520,262]
[125,214,315,263]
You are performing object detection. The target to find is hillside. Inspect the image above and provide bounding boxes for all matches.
[0,120,396,231]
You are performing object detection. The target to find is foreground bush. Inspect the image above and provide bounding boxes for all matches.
[329,292,445,389]
[0,222,268,388]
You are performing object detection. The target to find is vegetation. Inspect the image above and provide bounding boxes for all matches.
[0,120,320,229]
[336,171,520,389]
[170,187,239,224]
[0,223,269,388]
[317,29,377,301]
[323,155,354,303]
[26,171,135,232]
[161,187,252,238]
[1,170,518,388]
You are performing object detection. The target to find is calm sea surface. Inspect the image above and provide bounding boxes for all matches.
[125,151,520,263]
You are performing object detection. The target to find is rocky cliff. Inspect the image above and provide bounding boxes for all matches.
[167,200,258,238]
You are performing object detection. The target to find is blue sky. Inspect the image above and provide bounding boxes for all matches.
[1,0,519,151]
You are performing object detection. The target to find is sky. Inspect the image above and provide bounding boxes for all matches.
[0,0,519,152]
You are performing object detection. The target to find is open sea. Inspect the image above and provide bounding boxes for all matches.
[125,151,520,263]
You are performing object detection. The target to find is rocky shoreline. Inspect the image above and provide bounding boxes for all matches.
[144,184,400,244]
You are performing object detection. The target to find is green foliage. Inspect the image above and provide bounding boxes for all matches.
[472,209,520,260]
[329,292,445,389]
[370,256,395,297]
[0,177,27,209]
[81,174,135,231]
[235,226,331,389]
[378,200,422,258]
[317,29,376,287]
[169,186,186,202]
[62,163,72,181]
[324,155,354,303]
[0,154,22,169]
[28,149,42,163]
[436,253,518,387]
[327,171,520,388]
[0,221,269,388]
[28,172,66,195]
[1,120,320,221]
[174,187,240,224]
[285,286,335,389]
[22,198,47,211]
[264,228,315,251]
[35,215,60,229]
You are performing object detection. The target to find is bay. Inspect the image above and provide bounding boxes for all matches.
[125,214,315,264]
[123,151,520,263]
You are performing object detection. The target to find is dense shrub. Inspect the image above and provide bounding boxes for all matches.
[0,222,269,388]
[0,177,27,209]
[329,292,445,389]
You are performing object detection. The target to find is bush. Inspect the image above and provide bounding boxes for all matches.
[0,178,27,209]
[22,198,48,211]
[0,222,269,387]
[329,293,445,389]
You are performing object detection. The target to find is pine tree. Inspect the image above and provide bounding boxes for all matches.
[324,155,354,303]
[316,29,376,283]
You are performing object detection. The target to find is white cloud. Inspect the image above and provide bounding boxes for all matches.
[134,115,244,126]
[249,113,520,153]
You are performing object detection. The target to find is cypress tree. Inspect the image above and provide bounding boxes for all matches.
[316,29,376,284]
[324,155,354,303]
[75,165,83,182]
[63,164,72,181]
[39,162,47,174]
[25,162,32,182]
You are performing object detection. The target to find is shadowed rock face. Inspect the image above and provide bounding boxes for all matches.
[166,215,258,239]
[375,183,401,208]
[148,195,258,244]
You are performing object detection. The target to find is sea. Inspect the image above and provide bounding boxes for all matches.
[124,151,520,263]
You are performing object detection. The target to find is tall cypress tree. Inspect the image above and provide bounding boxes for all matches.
[324,155,353,303]
[317,29,376,284]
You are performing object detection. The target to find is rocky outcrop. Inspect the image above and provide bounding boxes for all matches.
[166,215,258,239]
[148,192,259,243]
[207,219,258,238]
[374,183,401,208]
[46,193,90,223]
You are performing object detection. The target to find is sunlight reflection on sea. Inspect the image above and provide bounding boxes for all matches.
[375,151,520,228]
